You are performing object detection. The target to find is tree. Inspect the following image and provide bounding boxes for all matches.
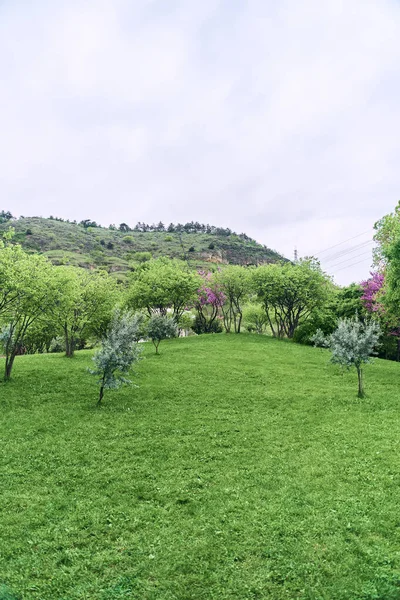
[194,271,225,333]
[313,318,381,398]
[243,304,268,334]
[0,251,59,379]
[214,266,250,333]
[0,211,14,223]
[127,258,201,322]
[119,223,131,232]
[252,260,331,338]
[51,267,118,357]
[89,310,143,405]
[146,315,178,354]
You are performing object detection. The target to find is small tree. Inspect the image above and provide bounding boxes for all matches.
[243,304,268,334]
[89,311,143,406]
[146,315,178,354]
[313,318,380,398]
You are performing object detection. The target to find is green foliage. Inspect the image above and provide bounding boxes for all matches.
[0,245,60,379]
[1,336,400,598]
[146,314,178,354]
[243,304,268,334]
[132,251,152,263]
[191,313,223,334]
[122,235,134,244]
[89,310,142,405]
[127,258,201,321]
[51,267,118,357]
[215,265,251,333]
[0,216,285,274]
[0,210,14,224]
[252,259,332,338]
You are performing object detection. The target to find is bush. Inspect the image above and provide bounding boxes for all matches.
[89,310,143,405]
[208,242,215,250]
[146,315,178,354]
[188,246,195,252]
[107,242,114,250]
[26,229,32,235]
[132,252,152,263]
[49,337,66,353]
[123,235,134,244]
[192,315,223,335]
[243,305,268,334]
[165,235,173,242]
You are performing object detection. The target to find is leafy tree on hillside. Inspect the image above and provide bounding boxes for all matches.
[0,211,14,223]
[0,251,59,379]
[89,310,142,405]
[214,266,250,333]
[252,259,331,338]
[127,258,201,322]
[51,267,118,357]
[146,315,178,354]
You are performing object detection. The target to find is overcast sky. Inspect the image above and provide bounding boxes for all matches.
[1,0,399,285]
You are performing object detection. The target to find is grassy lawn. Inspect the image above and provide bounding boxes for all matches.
[1,335,399,599]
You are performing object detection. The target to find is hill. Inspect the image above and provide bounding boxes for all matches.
[0,215,285,279]
[1,335,399,599]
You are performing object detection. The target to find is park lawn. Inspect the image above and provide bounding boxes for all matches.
[0,334,399,600]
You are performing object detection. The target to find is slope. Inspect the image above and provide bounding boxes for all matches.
[1,334,399,599]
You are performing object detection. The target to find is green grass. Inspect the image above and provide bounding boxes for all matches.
[1,335,399,599]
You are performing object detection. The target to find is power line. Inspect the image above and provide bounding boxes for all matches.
[331,257,372,274]
[322,240,374,264]
[315,230,373,256]
[328,249,373,269]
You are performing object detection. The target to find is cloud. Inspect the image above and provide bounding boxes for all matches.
[1,0,400,284]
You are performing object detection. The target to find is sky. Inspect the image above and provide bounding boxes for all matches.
[1,0,399,285]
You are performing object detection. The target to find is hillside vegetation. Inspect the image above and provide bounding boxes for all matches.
[0,216,284,279]
[1,335,399,599]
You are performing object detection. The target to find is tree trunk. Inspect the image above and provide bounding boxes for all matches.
[97,385,105,406]
[4,352,16,381]
[236,311,242,333]
[357,366,364,398]
[65,336,75,358]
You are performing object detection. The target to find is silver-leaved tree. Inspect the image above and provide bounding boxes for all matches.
[89,310,143,405]
[312,318,381,398]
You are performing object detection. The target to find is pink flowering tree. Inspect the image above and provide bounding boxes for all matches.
[194,271,226,333]
[361,271,400,359]
[360,272,385,314]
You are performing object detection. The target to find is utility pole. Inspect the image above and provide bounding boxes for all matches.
[294,247,298,263]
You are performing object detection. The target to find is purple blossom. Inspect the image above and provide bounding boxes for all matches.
[360,272,385,313]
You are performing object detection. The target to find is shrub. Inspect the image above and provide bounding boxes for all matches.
[26,229,32,235]
[89,310,143,405]
[123,236,134,244]
[312,318,381,398]
[146,315,178,354]
[208,242,215,250]
[188,246,195,252]
[107,242,114,250]
[192,314,223,335]
[133,252,152,263]
[165,235,173,242]
[243,305,268,334]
